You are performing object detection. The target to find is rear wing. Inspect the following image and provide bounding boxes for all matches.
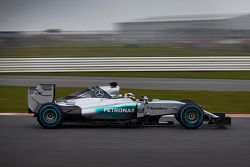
[28,84,55,113]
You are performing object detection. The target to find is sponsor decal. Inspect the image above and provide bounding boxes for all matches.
[95,89,104,97]
[31,90,38,95]
[104,107,135,113]
[147,106,168,110]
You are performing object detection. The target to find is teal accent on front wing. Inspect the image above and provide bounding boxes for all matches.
[95,103,137,119]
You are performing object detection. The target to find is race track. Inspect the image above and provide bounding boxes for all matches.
[0,115,250,167]
[1,75,250,91]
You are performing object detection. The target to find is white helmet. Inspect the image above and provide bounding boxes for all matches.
[124,93,135,100]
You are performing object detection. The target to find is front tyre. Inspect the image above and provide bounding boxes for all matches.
[178,103,204,129]
[175,100,195,123]
[37,103,62,129]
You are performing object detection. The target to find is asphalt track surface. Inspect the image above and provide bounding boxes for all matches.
[1,75,250,91]
[0,115,250,167]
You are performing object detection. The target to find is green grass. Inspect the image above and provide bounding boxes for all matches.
[1,86,250,113]
[1,45,250,57]
[2,45,250,80]
[2,71,250,80]
[124,89,250,114]
[0,86,80,113]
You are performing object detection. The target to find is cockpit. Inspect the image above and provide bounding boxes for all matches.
[58,82,120,101]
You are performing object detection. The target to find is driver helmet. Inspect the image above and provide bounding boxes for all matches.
[124,93,135,101]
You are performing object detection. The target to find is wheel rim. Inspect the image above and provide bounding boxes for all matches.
[184,109,199,123]
[43,109,58,124]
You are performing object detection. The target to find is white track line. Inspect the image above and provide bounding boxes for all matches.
[0,113,32,116]
[226,114,250,118]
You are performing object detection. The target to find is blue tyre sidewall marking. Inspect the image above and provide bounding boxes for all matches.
[180,105,204,128]
[39,104,61,127]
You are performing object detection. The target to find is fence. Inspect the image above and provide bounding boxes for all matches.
[1,57,250,72]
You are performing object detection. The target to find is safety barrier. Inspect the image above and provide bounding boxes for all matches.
[1,57,250,72]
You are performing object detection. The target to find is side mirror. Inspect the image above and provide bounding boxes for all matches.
[142,96,149,104]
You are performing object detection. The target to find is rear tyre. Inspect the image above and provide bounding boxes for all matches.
[178,103,204,129]
[37,103,63,129]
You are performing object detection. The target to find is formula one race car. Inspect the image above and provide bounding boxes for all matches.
[28,82,231,129]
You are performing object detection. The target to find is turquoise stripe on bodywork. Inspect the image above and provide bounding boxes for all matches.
[95,103,137,119]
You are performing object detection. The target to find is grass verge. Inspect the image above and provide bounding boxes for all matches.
[1,45,250,57]
[0,86,249,113]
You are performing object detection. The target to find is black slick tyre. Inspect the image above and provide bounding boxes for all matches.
[37,103,63,129]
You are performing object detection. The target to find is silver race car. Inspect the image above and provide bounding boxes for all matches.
[28,82,231,129]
